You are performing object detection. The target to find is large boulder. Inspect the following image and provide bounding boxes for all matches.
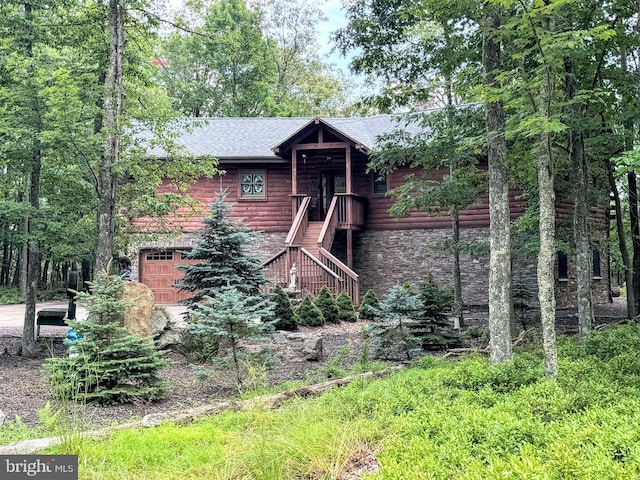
[273,332,324,362]
[122,282,154,338]
[151,306,183,349]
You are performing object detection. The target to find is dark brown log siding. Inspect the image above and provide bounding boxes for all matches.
[131,164,293,232]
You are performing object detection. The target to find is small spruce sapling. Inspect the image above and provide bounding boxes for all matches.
[336,291,357,322]
[369,284,424,360]
[189,286,275,386]
[416,274,460,350]
[295,296,325,327]
[45,268,169,405]
[314,286,341,324]
[358,289,380,320]
[270,285,297,331]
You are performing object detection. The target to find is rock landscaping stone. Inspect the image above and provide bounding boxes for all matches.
[122,282,154,338]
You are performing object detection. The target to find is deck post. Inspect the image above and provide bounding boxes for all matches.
[347,229,353,269]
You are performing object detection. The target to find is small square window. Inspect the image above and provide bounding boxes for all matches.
[373,172,387,194]
[240,171,266,199]
[557,252,568,280]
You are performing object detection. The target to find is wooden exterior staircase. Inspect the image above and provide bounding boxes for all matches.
[261,195,365,304]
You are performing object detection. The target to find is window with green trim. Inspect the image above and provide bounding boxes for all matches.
[240,171,266,199]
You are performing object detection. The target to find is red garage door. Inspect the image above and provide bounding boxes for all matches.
[139,249,198,304]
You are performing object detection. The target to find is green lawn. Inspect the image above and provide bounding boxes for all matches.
[41,324,640,479]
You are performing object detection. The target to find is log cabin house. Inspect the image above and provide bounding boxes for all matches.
[130,114,610,308]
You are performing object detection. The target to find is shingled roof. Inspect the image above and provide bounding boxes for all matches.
[139,114,415,161]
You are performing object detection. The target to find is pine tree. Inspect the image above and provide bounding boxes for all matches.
[336,291,357,323]
[271,284,297,331]
[369,285,424,361]
[295,296,325,327]
[358,289,380,320]
[415,274,460,350]
[45,269,168,405]
[176,192,268,312]
[313,286,341,324]
[188,286,275,385]
[368,278,460,360]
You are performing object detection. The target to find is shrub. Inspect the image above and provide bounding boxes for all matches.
[44,268,169,405]
[369,285,424,360]
[584,322,640,361]
[295,296,325,327]
[270,285,297,331]
[358,289,380,320]
[188,286,275,385]
[313,286,341,324]
[368,277,462,360]
[336,291,357,323]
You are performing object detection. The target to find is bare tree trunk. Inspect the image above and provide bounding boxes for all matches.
[483,3,512,364]
[608,150,634,318]
[22,1,42,357]
[95,0,125,275]
[618,52,635,317]
[452,212,464,328]
[564,58,593,339]
[629,172,640,314]
[538,11,558,377]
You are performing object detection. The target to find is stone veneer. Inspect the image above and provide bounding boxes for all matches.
[129,228,610,309]
[353,228,611,309]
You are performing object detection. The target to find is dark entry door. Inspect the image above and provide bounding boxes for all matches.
[321,172,346,218]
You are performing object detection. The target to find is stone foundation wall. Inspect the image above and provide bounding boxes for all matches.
[353,228,611,308]
[353,228,491,305]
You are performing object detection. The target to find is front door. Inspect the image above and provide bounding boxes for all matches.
[321,172,346,218]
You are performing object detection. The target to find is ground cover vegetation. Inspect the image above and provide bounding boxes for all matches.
[35,323,640,479]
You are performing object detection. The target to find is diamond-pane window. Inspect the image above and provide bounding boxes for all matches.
[240,171,265,198]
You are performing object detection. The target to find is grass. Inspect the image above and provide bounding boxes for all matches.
[32,324,640,479]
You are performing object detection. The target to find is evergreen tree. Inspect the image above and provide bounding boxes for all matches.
[270,284,297,331]
[369,285,424,361]
[336,291,357,323]
[369,278,460,360]
[188,286,275,385]
[295,296,325,327]
[45,269,168,405]
[358,289,380,320]
[313,286,340,324]
[176,192,268,313]
[415,274,460,350]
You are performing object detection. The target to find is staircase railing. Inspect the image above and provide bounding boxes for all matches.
[285,196,311,246]
[261,246,344,298]
[262,193,361,303]
[319,248,360,305]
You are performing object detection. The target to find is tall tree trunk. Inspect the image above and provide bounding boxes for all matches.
[452,212,464,328]
[608,162,633,316]
[565,57,593,339]
[538,11,558,377]
[629,172,640,314]
[618,52,636,317]
[483,3,512,364]
[95,0,125,275]
[22,1,42,357]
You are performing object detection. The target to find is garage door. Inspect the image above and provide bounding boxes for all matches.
[139,249,199,304]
